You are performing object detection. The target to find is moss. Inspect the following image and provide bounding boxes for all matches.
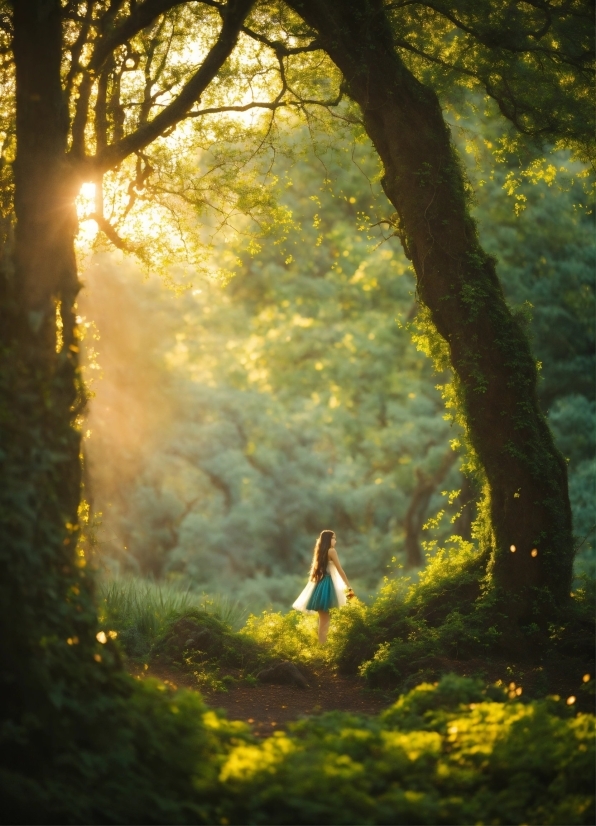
[325,536,594,696]
[150,609,268,687]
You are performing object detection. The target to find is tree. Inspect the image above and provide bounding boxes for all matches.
[285,0,593,621]
[0,0,267,809]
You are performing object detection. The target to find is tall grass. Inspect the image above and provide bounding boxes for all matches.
[97,575,247,657]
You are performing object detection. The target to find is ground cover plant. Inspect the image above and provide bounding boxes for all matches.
[217,675,595,826]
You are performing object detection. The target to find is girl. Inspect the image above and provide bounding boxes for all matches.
[293,529,354,644]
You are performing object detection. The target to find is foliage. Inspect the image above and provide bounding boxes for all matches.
[83,142,462,602]
[121,595,329,690]
[3,664,593,824]
[242,608,322,666]
[0,665,249,825]
[326,538,493,684]
[97,575,247,658]
[323,538,595,694]
[219,675,595,825]
[384,0,594,166]
[150,608,265,683]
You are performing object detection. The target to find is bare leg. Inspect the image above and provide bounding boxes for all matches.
[317,610,330,644]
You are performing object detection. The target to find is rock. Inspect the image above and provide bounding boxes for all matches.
[152,616,221,663]
[185,627,217,651]
[167,618,217,651]
[257,661,309,689]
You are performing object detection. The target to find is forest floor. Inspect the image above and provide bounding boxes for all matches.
[129,652,594,737]
[130,662,393,737]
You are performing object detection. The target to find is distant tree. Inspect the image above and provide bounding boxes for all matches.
[83,148,462,597]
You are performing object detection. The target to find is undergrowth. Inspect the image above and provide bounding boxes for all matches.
[4,671,593,824]
[105,541,595,703]
[314,538,594,690]
[8,561,592,822]
[147,608,332,691]
[218,674,594,825]
[98,576,247,659]
[240,537,595,702]
[150,610,266,691]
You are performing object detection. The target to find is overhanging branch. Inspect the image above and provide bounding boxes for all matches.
[88,0,255,174]
[88,0,188,72]
[240,25,321,56]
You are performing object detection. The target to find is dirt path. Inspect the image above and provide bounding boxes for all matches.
[205,672,391,737]
[130,655,595,738]
[133,664,393,738]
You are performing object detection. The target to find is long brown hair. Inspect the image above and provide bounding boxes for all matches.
[310,530,335,582]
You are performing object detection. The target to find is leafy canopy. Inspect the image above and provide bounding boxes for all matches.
[0,0,591,272]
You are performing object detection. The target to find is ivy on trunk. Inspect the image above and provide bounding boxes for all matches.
[290,0,575,621]
[0,0,92,751]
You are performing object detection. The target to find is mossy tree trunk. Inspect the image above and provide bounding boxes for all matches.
[290,0,574,621]
[0,0,96,756]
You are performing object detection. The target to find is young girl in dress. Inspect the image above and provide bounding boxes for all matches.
[293,529,354,644]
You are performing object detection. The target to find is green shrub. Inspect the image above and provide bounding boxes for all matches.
[325,539,493,681]
[219,675,595,825]
[241,609,323,666]
[326,539,595,691]
[0,664,248,824]
[151,609,263,680]
[97,576,246,659]
[3,656,593,825]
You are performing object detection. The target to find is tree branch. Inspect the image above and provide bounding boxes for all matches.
[88,0,188,73]
[89,0,255,174]
[240,25,321,56]
[64,0,94,99]
[186,100,288,117]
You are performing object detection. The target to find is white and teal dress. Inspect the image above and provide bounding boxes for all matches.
[293,561,347,613]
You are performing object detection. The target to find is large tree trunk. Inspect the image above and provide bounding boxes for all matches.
[0,0,94,763]
[290,0,574,620]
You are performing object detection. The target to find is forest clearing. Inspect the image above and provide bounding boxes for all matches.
[0,1,594,824]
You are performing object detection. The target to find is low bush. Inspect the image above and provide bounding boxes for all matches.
[3,644,592,824]
[150,609,266,690]
[322,539,500,685]
[241,609,324,667]
[219,675,595,825]
[0,659,247,824]
[150,606,333,690]
[97,576,246,659]
[324,539,595,694]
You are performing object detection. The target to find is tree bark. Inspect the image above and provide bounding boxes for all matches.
[0,0,91,745]
[290,0,574,619]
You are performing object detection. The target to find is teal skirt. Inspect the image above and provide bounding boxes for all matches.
[306,574,339,611]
